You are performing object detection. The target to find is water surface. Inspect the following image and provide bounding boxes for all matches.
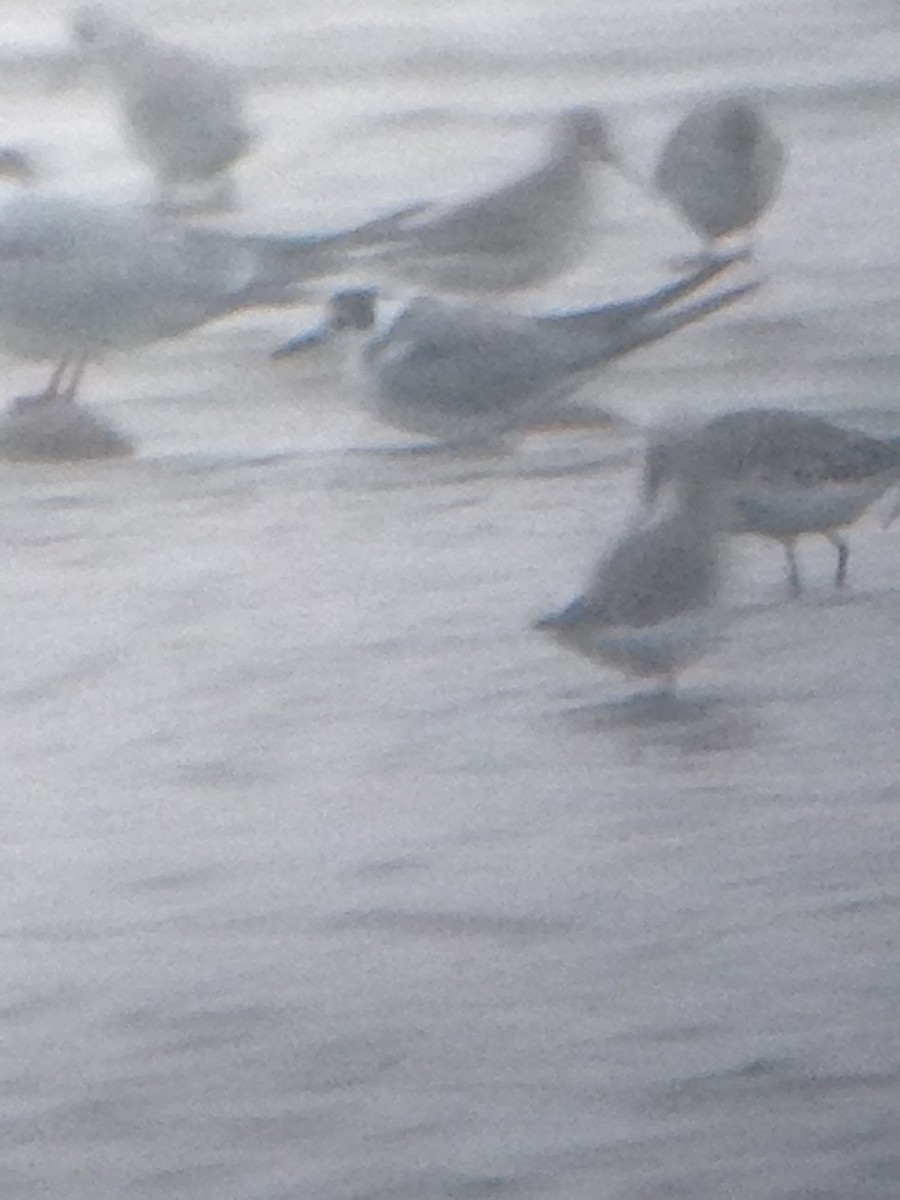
[2,2,900,1197]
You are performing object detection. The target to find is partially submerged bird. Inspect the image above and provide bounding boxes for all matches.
[643,408,900,593]
[536,457,727,692]
[654,96,785,255]
[273,254,758,450]
[355,107,622,294]
[70,5,252,211]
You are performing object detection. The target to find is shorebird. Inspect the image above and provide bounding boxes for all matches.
[643,408,900,593]
[354,107,622,294]
[272,254,758,449]
[654,96,785,256]
[70,5,252,210]
[536,459,727,691]
[0,186,422,404]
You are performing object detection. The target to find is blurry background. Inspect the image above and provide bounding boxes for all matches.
[2,2,900,1198]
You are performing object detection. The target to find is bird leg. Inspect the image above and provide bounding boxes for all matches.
[11,355,79,414]
[43,356,73,399]
[826,531,850,588]
[782,538,802,596]
[59,351,89,403]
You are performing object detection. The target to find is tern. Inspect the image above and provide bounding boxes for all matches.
[274,254,758,449]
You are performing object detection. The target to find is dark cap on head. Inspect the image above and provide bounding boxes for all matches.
[554,106,618,164]
[329,288,378,332]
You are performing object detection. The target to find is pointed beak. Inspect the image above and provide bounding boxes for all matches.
[271,323,331,360]
[533,597,586,632]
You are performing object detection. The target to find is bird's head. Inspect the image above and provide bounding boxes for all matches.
[555,106,619,165]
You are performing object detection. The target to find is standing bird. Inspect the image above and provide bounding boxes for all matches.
[273,254,758,450]
[355,107,622,295]
[643,408,900,594]
[0,185,430,404]
[654,96,785,257]
[536,458,727,693]
[69,5,252,211]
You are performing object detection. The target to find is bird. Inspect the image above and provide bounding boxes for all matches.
[272,287,379,356]
[654,95,785,256]
[642,408,900,594]
[0,147,36,186]
[271,286,380,392]
[272,254,758,450]
[69,5,252,211]
[0,186,425,404]
[535,455,727,692]
[352,106,622,294]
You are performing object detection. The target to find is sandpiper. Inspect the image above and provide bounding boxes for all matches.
[655,96,785,257]
[643,408,900,593]
[536,460,727,692]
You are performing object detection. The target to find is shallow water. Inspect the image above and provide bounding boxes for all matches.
[2,2,900,1197]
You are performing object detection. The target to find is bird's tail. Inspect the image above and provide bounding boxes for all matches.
[614,277,759,355]
[546,248,751,339]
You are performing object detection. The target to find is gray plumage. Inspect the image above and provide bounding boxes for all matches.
[274,254,757,448]
[71,6,252,209]
[356,107,620,294]
[655,96,785,248]
[644,408,900,592]
[537,469,726,688]
[0,187,423,398]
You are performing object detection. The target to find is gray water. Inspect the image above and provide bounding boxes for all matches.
[2,1,900,1197]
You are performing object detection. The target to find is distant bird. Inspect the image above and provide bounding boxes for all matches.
[0,185,426,403]
[643,408,900,593]
[536,457,727,692]
[654,96,785,255]
[0,386,133,462]
[70,5,252,210]
[273,254,758,449]
[355,107,622,294]
[0,146,36,186]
